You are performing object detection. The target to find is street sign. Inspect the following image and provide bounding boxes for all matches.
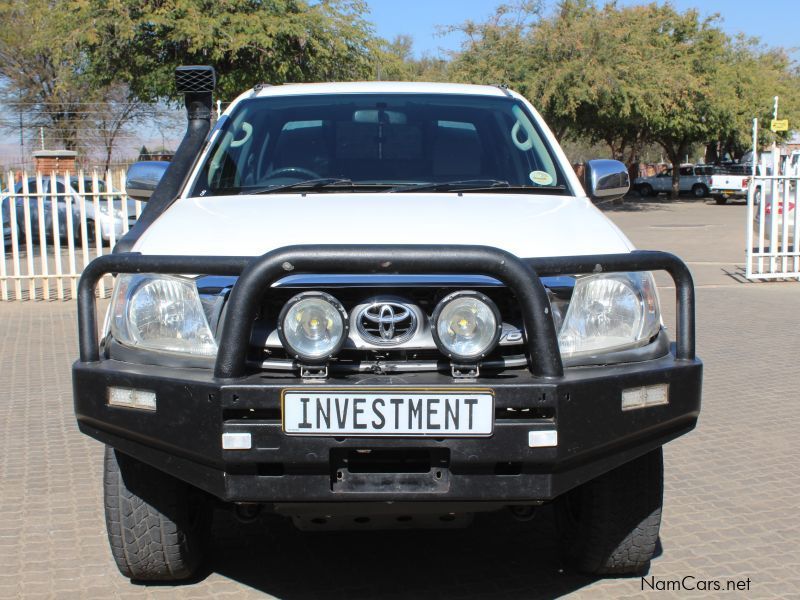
[771,119,789,132]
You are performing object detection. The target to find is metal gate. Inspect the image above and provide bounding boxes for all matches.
[744,115,799,281]
[0,170,143,300]
[745,173,799,280]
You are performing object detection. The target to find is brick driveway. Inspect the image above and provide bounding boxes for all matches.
[1,198,799,599]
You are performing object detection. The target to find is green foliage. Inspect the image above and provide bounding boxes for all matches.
[447,2,541,97]
[0,0,89,149]
[371,35,449,82]
[715,36,800,154]
[1,0,382,153]
[80,0,378,101]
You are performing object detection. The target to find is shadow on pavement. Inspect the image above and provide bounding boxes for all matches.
[196,505,604,599]
[599,194,717,212]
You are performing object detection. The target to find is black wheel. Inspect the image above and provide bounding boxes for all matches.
[714,196,728,205]
[103,446,211,581]
[555,447,663,575]
[86,220,97,244]
[637,184,654,197]
[692,184,708,198]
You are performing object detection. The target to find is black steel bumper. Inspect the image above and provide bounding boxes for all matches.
[73,245,702,503]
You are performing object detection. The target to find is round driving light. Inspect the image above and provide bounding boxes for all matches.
[432,291,502,362]
[277,292,348,363]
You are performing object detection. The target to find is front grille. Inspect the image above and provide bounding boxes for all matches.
[239,278,572,375]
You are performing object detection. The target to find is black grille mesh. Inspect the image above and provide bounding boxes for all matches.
[175,66,216,93]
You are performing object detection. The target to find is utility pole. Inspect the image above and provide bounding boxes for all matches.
[772,96,779,176]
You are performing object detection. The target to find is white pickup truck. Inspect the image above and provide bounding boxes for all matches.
[72,66,702,583]
[710,165,763,205]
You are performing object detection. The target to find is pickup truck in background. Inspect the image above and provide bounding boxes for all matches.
[710,165,764,205]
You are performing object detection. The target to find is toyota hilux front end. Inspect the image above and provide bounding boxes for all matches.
[73,67,701,581]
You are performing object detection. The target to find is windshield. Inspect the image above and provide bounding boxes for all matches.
[191,93,568,196]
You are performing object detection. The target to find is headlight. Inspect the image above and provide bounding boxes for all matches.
[557,272,660,359]
[277,292,348,363]
[110,274,218,356]
[432,291,502,362]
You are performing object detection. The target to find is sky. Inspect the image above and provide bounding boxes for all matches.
[366,0,800,59]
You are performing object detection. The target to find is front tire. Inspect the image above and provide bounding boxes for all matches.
[692,184,708,198]
[555,447,663,575]
[103,446,211,581]
[85,220,97,245]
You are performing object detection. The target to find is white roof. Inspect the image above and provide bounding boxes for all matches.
[251,81,509,98]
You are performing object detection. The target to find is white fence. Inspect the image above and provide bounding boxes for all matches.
[1,170,143,300]
[745,174,800,280]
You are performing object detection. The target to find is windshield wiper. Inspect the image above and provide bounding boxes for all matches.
[388,179,510,193]
[243,178,354,195]
[389,180,567,195]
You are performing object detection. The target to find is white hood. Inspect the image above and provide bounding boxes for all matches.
[133,193,634,258]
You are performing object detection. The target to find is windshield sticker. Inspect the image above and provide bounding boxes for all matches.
[529,170,553,186]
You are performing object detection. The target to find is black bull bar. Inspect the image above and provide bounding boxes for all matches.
[77,245,695,376]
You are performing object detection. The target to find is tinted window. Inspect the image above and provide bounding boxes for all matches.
[192,93,567,195]
[12,179,39,194]
[72,178,109,193]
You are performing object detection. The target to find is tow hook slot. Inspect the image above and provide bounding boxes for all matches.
[330,448,450,493]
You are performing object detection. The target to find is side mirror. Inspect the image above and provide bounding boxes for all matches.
[126,161,170,202]
[584,159,630,202]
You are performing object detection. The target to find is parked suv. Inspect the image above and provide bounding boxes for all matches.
[634,164,714,197]
[72,67,702,582]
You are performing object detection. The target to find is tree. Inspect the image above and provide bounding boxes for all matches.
[0,0,89,151]
[520,1,733,196]
[81,0,378,101]
[637,7,730,196]
[447,2,541,107]
[372,35,449,82]
[448,0,800,197]
[84,84,149,171]
[2,0,386,161]
[711,37,800,160]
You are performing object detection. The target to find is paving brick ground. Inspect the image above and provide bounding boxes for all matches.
[1,198,799,599]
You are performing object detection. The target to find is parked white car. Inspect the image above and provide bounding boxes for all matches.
[634,164,714,198]
[0,176,136,243]
[73,70,702,583]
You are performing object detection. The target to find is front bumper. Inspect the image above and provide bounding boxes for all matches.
[73,245,702,504]
[74,354,701,503]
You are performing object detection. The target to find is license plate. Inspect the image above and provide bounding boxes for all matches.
[282,388,494,437]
